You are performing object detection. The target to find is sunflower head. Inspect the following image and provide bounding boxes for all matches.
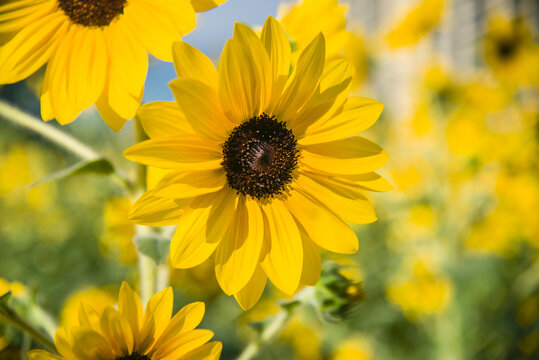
[27,282,221,360]
[125,16,389,310]
[57,0,127,27]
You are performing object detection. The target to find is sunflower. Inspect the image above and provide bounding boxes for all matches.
[124,16,390,310]
[278,0,368,88]
[385,0,445,48]
[27,282,222,360]
[0,0,226,130]
[483,15,539,86]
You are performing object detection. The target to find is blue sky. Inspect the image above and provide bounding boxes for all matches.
[144,0,286,102]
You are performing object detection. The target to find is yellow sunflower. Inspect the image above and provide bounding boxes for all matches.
[385,0,446,48]
[27,282,222,360]
[0,0,226,130]
[124,16,390,310]
[484,15,539,86]
[278,0,368,88]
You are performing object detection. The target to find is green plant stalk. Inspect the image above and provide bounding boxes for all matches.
[133,117,156,304]
[0,100,98,161]
[0,302,56,353]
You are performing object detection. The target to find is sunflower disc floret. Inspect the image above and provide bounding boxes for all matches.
[222,113,299,200]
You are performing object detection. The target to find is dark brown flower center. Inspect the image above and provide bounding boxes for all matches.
[58,0,127,27]
[116,352,150,360]
[496,37,518,60]
[221,113,299,200]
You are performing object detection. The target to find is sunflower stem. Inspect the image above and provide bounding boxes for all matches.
[0,100,99,161]
[133,117,156,304]
[0,296,56,353]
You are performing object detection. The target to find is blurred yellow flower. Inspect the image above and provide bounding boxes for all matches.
[59,286,117,331]
[386,253,452,318]
[0,0,226,130]
[281,319,322,360]
[278,0,368,87]
[484,15,539,86]
[169,261,222,301]
[100,197,138,265]
[0,278,27,297]
[125,17,389,309]
[332,336,373,360]
[28,282,222,360]
[385,0,446,48]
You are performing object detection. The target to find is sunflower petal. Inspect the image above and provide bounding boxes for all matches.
[300,97,383,145]
[260,200,303,295]
[300,234,321,286]
[151,169,226,200]
[137,101,193,138]
[129,191,187,226]
[261,16,291,109]
[0,11,65,84]
[118,282,143,349]
[123,135,222,170]
[301,136,389,175]
[191,0,227,12]
[215,198,264,295]
[100,307,134,356]
[172,41,218,89]
[177,341,222,360]
[274,33,325,122]
[169,78,232,142]
[286,188,358,254]
[234,265,267,311]
[170,188,236,268]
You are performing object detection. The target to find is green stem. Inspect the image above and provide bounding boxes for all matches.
[133,117,155,304]
[0,299,56,353]
[0,100,98,161]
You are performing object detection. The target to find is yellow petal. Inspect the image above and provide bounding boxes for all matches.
[123,135,222,170]
[300,97,383,145]
[289,59,352,135]
[71,328,114,360]
[286,188,358,254]
[96,84,130,131]
[301,136,389,175]
[153,329,214,359]
[176,341,222,360]
[151,168,226,200]
[300,235,321,286]
[295,172,377,224]
[141,287,173,346]
[54,327,75,358]
[129,191,187,226]
[137,101,193,138]
[261,16,291,109]
[274,33,325,122]
[215,197,264,295]
[122,0,194,61]
[172,41,218,89]
[118,282,143,349]
[99,307,134,356]
[0,0,56,35]
[234,265,267,311]
[0,11,65,84]
[169,78,232,142]
[103,21,147,122]
[339,172,393,192]
[191,0,227,12]
[260,200,303,295]
[170,188,236,268]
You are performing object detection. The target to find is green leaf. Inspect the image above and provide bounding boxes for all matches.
[27,158,115,189]
[133,234,170,265]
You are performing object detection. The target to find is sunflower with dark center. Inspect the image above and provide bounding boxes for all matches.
[0,0,227,130]
[483,15,539,85]
[124,16,390,310]
[27,282,222,360]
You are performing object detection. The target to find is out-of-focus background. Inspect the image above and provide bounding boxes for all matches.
[1,0,538,359]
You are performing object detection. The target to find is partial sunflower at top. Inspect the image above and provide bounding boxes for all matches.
[278,0,368,88]
[124,16,390,310]
[0,0,227,131]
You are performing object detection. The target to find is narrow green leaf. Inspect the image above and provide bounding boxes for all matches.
[27,158,114,189]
